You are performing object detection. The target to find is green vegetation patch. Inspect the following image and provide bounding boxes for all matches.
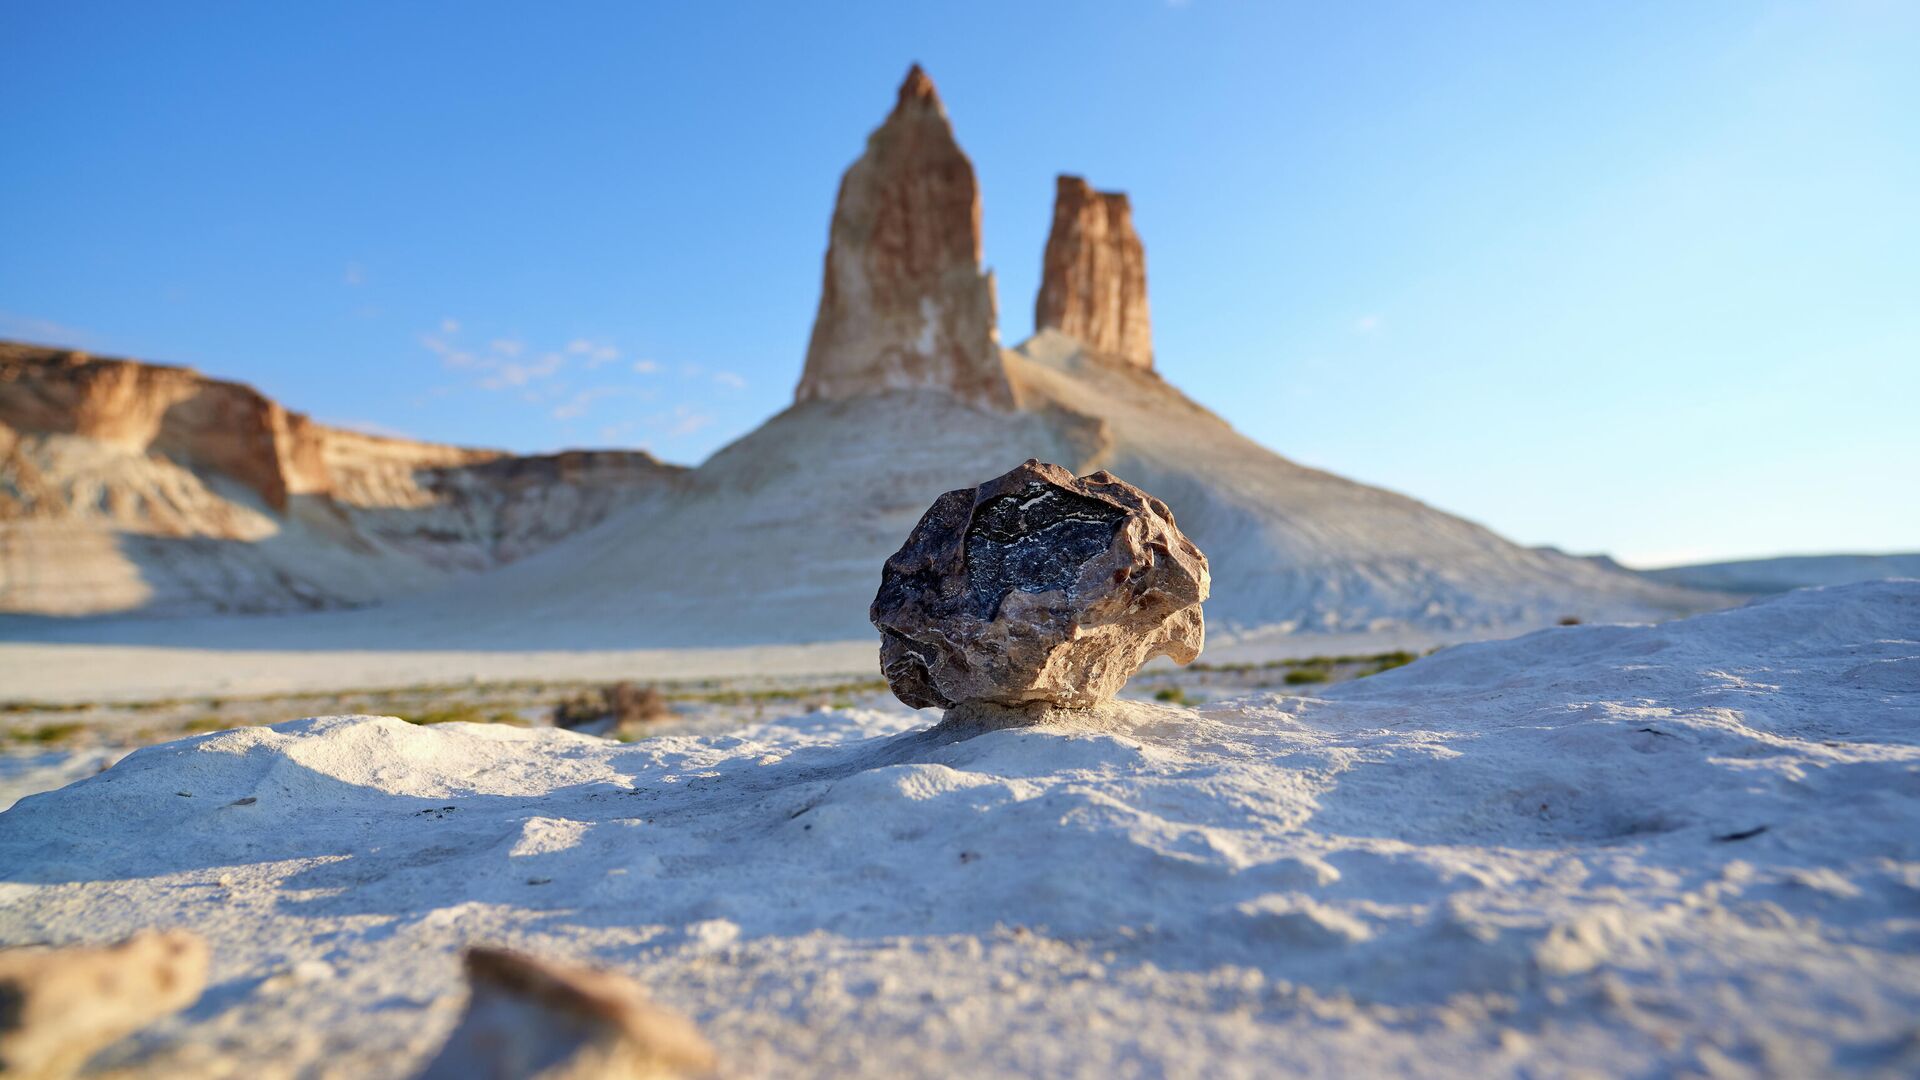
[10,721,87,744]
[399,705,527,726]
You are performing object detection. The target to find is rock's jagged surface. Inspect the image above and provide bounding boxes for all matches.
[794,65,1014,411]
[872,459,1209,709]
[1035,175,1153,371]
[0,342,686,614]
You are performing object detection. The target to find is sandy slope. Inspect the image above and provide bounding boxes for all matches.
[2,581,1914,1077]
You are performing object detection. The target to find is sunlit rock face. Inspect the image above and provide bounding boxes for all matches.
[872,459,1209,710]
[0,342,685,615]
[1034,174,1153,371]
[793,65,1015,411]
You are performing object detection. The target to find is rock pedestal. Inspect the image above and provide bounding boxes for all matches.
[872,460,1208,710]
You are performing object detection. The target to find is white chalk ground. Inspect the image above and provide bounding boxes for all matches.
[1,581,1916,1077]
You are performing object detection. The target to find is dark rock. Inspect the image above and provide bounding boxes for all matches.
[872,460,1209,709]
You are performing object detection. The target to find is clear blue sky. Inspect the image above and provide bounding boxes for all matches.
[3,1,1914,566]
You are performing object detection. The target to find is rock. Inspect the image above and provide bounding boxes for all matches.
[793,65,1014,411]
[417,946,716,1080]
[0,929,208,1080]
[0,341,684,615]
[872,459,1208,709]
[1034,175,1153,371]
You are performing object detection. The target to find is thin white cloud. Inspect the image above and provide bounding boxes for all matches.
[421,326,566,388]
[419,333,479,370]
[633,359,660,374]
[1354,314,1384,335]
[0,311,96,348]
[343,263,365,287]
[660,404,713,438]
[712,371,747,390]
[480,351,566,391]
[598,420,640,443]
[551,386,638,421]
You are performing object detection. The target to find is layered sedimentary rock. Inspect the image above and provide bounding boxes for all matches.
[0,342,685,614]
[418,947,715,1080]
[0,343,345,511]
[0,930,208,1079]
[1034,175,1153,371]
[794,64,1014,410]
[872,459,1209,710]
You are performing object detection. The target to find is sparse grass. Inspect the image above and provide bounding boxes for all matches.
[399,704,526,726]
[675,679,887,707]
[0,700,88,714]
[10,721,87,744]
[1359,650,1418,677]
[1283,668,1331,686]
[1153,687,1202,706]
[183,717,231,734]
[1189,650,1426,675]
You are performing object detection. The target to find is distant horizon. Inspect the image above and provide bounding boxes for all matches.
[9,326,1912,575]
[4,3,1914,567]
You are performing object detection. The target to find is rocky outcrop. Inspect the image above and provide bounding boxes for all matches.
[0,343,345,511]
[0,341,687,614]
[872,459,1209,710]
[418,947,715,1080]
[1034,175,1153,371]
[0,930,208,1079]
[794,65,1014,411]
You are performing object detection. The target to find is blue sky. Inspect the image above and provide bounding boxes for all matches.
[2,1,1914,566]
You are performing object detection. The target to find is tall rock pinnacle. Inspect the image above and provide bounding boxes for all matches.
[794,65,1015,410]
[1035,175,1153,371]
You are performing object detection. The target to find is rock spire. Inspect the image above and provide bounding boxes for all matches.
[794,65,1014,410]
[1035,175,1153,371]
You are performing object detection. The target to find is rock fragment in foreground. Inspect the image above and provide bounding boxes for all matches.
[0,929,208,1080]
[417,946,715,1080]
[873,459,1209,709]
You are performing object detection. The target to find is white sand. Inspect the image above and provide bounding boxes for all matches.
[1,581,1916,1077]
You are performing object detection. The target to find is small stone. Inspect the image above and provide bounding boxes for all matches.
[872,459,1208,709]
[416,947,715,1080]
[0,929,208,1080]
